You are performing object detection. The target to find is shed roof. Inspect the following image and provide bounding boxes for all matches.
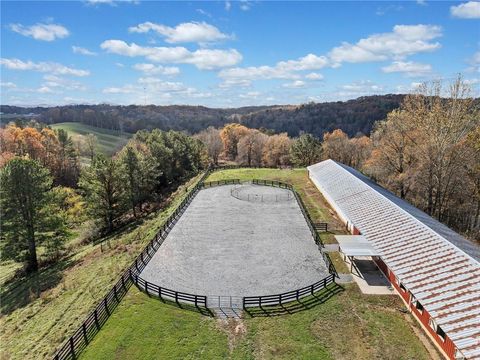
[308,159,480,359]
[335,235,380,257]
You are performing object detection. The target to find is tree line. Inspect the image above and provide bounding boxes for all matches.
[195,77,479,239]
[1,94,409,138]
[0,125,206,273]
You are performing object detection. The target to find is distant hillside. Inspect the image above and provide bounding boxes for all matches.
[51,122,130,157]
[1,95,406,138]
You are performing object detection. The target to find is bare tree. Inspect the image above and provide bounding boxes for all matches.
[195,127,223,165]
[237,129,267,166]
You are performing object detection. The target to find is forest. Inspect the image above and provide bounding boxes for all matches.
[1,94,407,138]
[0,77,479,277]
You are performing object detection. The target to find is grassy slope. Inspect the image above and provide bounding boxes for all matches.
[77,168,435,360]
[51,122,130,157]
[0,174,203,360]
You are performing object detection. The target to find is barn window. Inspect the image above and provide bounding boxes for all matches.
[415,300,424,314]
[399,283,407,292]
[436,326,446,342]
[429,318,437,330]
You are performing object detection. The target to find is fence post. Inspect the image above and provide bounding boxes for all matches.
[94,309,99,329]
[82,323,88,344]
[104,298,110,316]
[296,289,299,301]
[69,337,75,359]
[324,278,327,288]
[311,284,314,295]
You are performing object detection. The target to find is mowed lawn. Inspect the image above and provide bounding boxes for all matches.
[78,168,436,360]
[51,122,130,157]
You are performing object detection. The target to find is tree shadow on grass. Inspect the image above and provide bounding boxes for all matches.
[0,257,78,315]
[243,283,344,318]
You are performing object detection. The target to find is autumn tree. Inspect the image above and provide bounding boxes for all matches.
[366,109,416,198]
[401,76,478,219]
[290,133,322,167]
[237,129,267,166]
[0,158,68,272]
[322,129,354,166]
[195,127,223,165]
[262,133,292,167]
[220,123,249,160]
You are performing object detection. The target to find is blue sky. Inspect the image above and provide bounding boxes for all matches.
[1,0,479,107]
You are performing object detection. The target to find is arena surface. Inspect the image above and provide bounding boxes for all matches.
[140,184,329,297]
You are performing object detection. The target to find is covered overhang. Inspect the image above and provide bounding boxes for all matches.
[335,235,381,272]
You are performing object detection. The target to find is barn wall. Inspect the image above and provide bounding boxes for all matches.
[375,258,457,360]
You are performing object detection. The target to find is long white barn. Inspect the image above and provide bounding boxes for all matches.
[308,159,480,360]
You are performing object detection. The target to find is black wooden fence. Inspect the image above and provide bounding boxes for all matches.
[243,273,335,308]
[201,179,240,188]
[53,168,338,359]
[53,168,213,360]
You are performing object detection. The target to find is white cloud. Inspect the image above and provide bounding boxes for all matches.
[416,0,427,6]
[396,82,423,93]
[239,91,261,99]
[382,61,432,77]
[450,1,480,19]
[0,58,90,77]
[42,74,87,91]
[467,51,480,73]
[240,1,251,11]
[329,24,442,64]
[305,72,324,80]
[218,78,252,88]
[225,1,231,11]
[464,78,480,85]
[133,63,180,75]
[282,80,306,88]
[219,53,328,83]
[9,22,69,41]
[129,21,232,44]
[102,77,212,104]
[0,82,17,88]
[72,46,97,56]
[340,80,383,92]
[37,86,54,94]
[100,40,242,69]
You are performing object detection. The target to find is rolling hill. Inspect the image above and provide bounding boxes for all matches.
[51,122,130,157]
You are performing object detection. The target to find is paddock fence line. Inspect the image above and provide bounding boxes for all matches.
[53,167,337,359]
[243,273,335,308]
[53,166,213,360]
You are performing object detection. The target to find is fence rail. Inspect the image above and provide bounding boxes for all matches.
[243,274,335,308]
[53,167,213,360]
[132,275,208,309]
[201,179,240,188]
[53,167,338,360]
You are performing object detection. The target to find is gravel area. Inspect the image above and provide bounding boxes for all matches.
[140,184,328,297]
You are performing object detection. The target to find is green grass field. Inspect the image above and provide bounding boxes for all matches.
[0,168,438,360]
[51,122,130,157]
[78,168,436,360]
[0,174,203,360]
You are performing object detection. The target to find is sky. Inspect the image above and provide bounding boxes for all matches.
[1,0,479,108]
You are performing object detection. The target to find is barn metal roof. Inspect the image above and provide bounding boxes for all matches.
[308,159,480,359]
